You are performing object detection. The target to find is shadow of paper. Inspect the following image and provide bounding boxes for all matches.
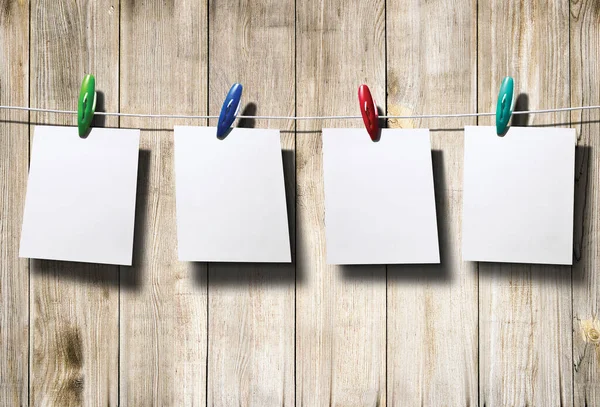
[120,149,151,290]
[190,118,298,287]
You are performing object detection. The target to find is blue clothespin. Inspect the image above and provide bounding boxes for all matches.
[216,83,243,139]
[496,76,514,135]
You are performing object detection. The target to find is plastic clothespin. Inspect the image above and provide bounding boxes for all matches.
[78,74,97,138]
[496,76,514,135]
[216,83,243,139]
[358,84,380,141]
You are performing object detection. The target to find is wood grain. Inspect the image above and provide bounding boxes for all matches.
[296,1,387,405]
[478,1,573,405]
[385,0,479,405]
[571,0,600,405]
[0,1,29,406]
[118,0,208,405]
[29,1,120,406]
[207,0,295,405]
[3,1,600,405]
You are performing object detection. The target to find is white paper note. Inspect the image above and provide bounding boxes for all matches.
[462,126,575,265]
[20,126,140,265]
[322,128,440,264]
[174,126,291,263]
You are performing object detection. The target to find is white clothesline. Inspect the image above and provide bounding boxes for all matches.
[0,104,598,120]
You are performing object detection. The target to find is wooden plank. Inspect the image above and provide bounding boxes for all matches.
[295,1,386,405]
[118,1,208,405]
[206,0,295,405]
[571,1,600,405]
[478,1,573,405]
[28,1,120,406]
[0,1,29,406]
[385,0,478,405]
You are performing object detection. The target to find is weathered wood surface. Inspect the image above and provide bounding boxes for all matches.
[0,1,29,406]
[29,1,120,406]
[119,0,208,405]
[571,1,600,406]
[207,0,295,405]
[386,0,479,405]
[0,1,599,406]
[296,1,387,406]
[478,1,573,406]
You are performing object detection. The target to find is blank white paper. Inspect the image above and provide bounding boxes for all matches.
[322,128,440,264]
[462,126,575,265]
[20,126,140,265]
[174,126,291,263]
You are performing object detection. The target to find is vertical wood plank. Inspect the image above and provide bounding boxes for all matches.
[0,1,29,406]
[571,0,600,405]
[206,0,295,405]
[296,1,386,405]
[119,1,208,405]
[385,0,478,405]
[28,1,120,406]
[478,1,573,405]
[27,3,121,407]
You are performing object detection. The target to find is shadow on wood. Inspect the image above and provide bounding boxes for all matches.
[512,93,530,127]
[573,144,592,286]
[187,118,298,287]
[377,105,387,131]
[91,91,106,128]
[341,150,450,281]
[341,264,387,280]
[237,102,256,129]
[282,149,296,265]
[120,149,151,290]
[386,149,451,281]
[30,130,145,288]
[31,260,119,286]
[479,144,587,283]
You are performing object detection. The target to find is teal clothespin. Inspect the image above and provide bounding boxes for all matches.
[496,76,514,135]
[78,74,96,137]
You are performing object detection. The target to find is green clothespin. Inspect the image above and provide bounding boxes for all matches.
[495,76,514,135]
[78,74,96,137]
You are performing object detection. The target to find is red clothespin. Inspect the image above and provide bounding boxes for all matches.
[358,84,380,141]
